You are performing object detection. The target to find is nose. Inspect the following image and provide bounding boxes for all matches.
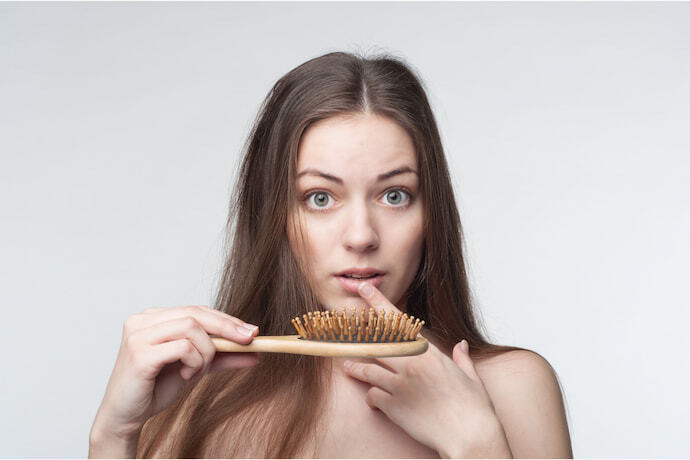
[342,201,379,253]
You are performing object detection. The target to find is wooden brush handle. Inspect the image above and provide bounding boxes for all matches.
[210,334,428,357]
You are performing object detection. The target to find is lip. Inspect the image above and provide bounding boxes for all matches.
[335,267,385,277]
[335,274,384,294]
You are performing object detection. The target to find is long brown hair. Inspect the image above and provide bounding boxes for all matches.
[137,50,529,458]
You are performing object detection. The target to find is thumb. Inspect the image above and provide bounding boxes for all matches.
[452,340,480,381]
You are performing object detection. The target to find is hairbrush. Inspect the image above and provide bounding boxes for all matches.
[210,308,427,357]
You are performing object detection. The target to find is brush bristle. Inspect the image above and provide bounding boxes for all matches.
[291,308,424,343]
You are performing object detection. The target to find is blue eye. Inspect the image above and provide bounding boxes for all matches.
[302,188,413,213]
[384,189,408,206]
[307,192,332,209]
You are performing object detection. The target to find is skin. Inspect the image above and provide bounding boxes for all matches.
[288,112,425,312]
[88,306,261,458]
[341,284,573,458]
[90,111,571,458]
[287,112,512,457]
[343,283,512,458]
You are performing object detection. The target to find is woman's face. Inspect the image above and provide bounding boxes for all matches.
[288,112,424,312]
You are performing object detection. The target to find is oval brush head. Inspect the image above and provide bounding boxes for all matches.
[211,308,428,357]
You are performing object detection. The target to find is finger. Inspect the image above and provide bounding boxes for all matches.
[130,306,259,344]
[366,386,393,412]
[370,356,405,373]
[132,317,217,375]
[452,340,480,381]
[209,352,260,373]
[343,360,397,394]
[143,305,249,328]
[374,337,447,379]
[140,339,204,380]
[356,282,402,316]
[355,283,429,340]
[373,354,426,374]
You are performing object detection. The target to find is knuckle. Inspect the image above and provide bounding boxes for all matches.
[200,353,212,372]
[202,352,214,373]
[202,337,216,354]
[360,365,370,379]
[366,388,380,406]
[180,339,196,355]
[232,322,246,334]
[182,305,201,315]
[180,316,199,331]
[123,314,141,334]
[404,360,421,377]
[199,339,215,357]
[123,330,141,350]
[365,389,373,405]
[222,310,238,319]
[230,324,249,339]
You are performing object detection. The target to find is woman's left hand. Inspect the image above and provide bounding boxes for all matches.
[342,282,512,458]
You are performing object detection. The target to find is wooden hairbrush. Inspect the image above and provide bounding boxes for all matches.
[210,308,427,357]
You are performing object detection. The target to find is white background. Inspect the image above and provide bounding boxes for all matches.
[1,2,688,457]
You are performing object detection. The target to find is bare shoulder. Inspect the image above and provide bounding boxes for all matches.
[475,349,556,380]
[475,349,573,458]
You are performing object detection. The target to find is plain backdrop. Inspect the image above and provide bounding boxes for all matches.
[1,1,688,457]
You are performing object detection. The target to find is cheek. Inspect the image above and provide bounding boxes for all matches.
[407,227,425,264]
[399,205,424,249]
[396,212,425,273]
[302,225,335,264]
[288,212,332,267]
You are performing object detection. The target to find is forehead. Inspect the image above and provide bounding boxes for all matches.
[296,113,417,174]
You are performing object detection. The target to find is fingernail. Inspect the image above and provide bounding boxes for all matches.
[238,325,255,336]
[243,322,258,332]
[343,360,353,369]
[460,339,469,353]
[358,282,374,298]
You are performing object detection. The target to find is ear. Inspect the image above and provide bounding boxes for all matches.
[452,340,480,381]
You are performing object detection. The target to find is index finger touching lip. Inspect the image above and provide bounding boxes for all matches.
[356,282,403,316]
[356,282,429,344]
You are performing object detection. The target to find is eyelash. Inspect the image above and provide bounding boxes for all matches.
[301,188,415,213]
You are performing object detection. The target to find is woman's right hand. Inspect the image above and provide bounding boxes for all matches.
[90,305,259,446]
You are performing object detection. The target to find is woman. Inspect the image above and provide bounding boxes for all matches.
[89,51,573,458]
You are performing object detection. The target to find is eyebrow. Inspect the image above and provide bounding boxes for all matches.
[296,166,418,184]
